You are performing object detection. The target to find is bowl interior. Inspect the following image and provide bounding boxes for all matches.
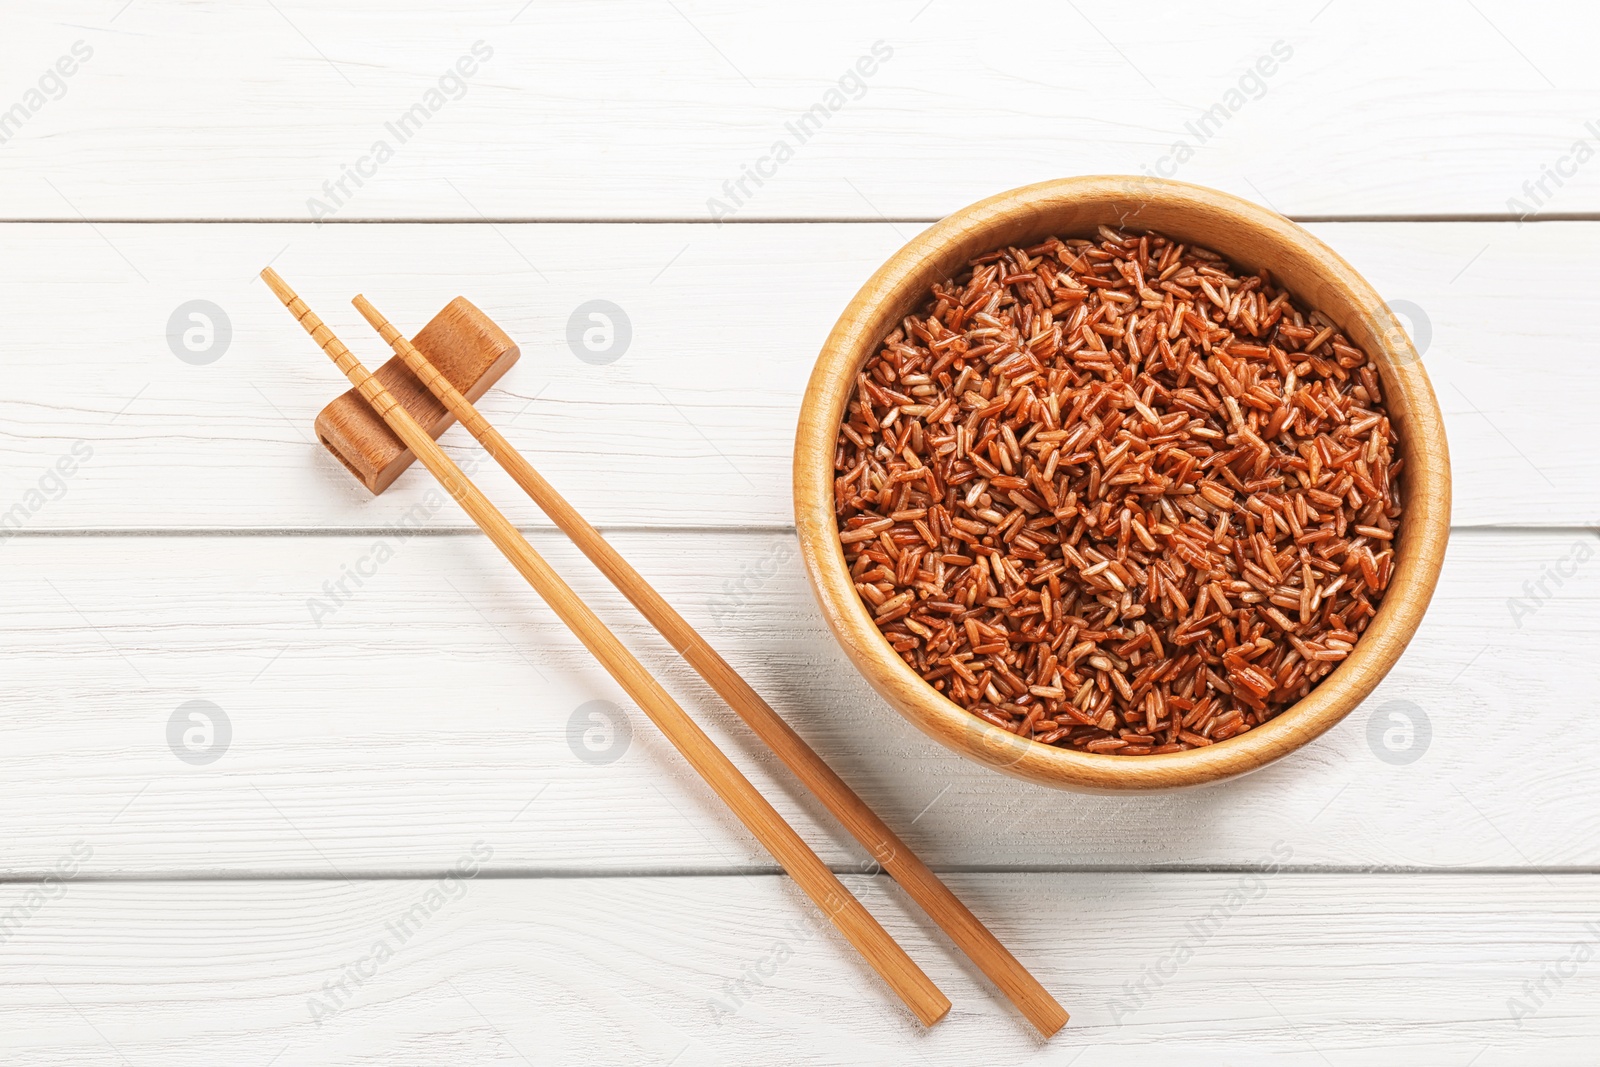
[794,176,1450,791]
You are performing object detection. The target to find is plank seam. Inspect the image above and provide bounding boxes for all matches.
[0,215,1593,225]
[1,866,1595,884]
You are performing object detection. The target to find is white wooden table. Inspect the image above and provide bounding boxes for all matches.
[3,2,1597,1062]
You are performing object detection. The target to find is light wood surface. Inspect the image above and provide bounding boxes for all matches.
[2,2,1593,1060]
[4,1,1599,220]
[350,293,1066,1034]
[261,270,950,1026]
[795,178,1450,791]
[3,874,1596,1065]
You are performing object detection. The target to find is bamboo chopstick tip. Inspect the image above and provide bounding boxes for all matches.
[258,266,295,302]
[351,294,404,343]
[258,269,318,329]
[257,271,377,388]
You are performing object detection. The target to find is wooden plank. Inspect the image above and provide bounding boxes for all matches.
[1,873,1593,1064]
[2,2,1594,219]
[2,528,1593,875]
[0,221,1589,531]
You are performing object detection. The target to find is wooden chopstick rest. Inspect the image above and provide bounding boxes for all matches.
[349,294,1070,1037]
[260,268,952,1028]
[315,297,520,494]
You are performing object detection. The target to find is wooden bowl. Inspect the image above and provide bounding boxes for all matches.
[793,176,1450,792]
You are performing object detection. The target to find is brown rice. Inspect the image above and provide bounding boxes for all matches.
[832,227,1403,755]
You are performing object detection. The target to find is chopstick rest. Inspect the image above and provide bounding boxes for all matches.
[315,297,520,494]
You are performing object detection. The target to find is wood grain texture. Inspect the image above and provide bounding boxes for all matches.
[0,221,1588,531]
[1,1,1592,219]
[0,529,1592,875]
[794,177,1449,791]
[315,296,520,493]
[1,874,1594,1065]
[350,293,1066,1033]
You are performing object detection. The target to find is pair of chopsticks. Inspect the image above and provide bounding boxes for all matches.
[259,268,1068,1035]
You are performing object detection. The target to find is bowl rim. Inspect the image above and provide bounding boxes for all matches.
[793,175,1451,792]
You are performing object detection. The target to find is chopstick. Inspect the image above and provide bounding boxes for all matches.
[260,269,951,1028]
[350,294,1070,1037]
